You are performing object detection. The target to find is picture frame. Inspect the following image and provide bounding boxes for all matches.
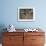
[18,7,35,21]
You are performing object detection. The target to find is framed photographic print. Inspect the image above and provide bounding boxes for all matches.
[18,7,35,21]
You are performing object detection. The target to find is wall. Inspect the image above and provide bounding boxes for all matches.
[0,0,46,30]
